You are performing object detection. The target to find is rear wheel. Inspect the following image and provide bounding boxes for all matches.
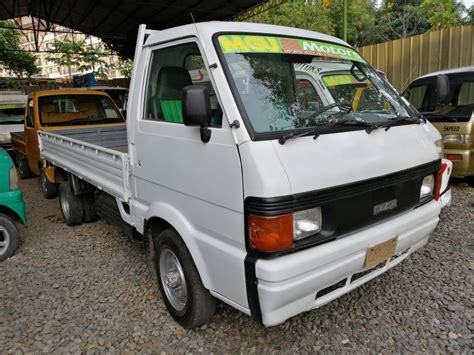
[82,194,99,223]
[155,229,216,328]
[59,183,84,226]
[16,154,33,179]
[40,168,58,199]
[0,213,20,262]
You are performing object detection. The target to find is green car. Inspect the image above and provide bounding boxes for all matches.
[0,147,26,261]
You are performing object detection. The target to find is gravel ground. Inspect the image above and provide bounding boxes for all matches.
[1,179,472,353]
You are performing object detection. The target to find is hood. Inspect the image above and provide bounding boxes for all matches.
[270,124,439,195]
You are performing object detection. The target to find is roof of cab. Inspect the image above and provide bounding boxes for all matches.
[417,66,474,79]
[29,89,112,98]
[145,21,350,48]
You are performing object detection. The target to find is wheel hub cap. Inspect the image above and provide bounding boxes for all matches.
[159,248,187,311]
[0,226,10,256]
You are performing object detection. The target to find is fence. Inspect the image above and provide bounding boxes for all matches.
[358,25,474,91]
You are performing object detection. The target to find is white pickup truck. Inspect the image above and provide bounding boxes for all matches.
[39,22,452,328]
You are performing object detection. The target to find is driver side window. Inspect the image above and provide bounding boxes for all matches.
[144,42,222,127]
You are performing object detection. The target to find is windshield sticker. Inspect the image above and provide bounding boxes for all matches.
[218,35,365,63]
[322,74,358,86]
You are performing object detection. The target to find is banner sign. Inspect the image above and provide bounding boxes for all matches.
[218,35,365,63]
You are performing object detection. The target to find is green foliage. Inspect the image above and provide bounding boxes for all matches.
[327,0,378,46]
[420,0,463,30]
[255,1,335,36]
[47,39,113,79]
[0,20,39,77]
[248,0,470,47]
[117,56,133,78]
[466,6,474,24]
[376,1,429,41]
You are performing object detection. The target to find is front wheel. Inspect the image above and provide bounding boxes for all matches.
[40,168,58,199]
[0,213,20,262]
[155,229,216,328]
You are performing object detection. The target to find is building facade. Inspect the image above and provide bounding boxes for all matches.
[0,17,126,81]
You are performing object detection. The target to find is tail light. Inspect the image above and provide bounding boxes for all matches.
[434,163,448,201]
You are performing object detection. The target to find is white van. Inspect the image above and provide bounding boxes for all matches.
[39,22,451,328]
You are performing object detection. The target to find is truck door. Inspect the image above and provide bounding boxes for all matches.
[24,98,40,174]
[130,38,247,307]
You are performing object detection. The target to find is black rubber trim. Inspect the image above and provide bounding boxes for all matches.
[244,255,262,324]
[246,159,441,216]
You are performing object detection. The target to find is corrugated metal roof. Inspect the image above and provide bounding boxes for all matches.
[0,0,266,57]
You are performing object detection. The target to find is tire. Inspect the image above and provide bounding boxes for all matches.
[0,213,20,262]
[155,229,216,328]
[16,154,33,179]
[59,183,84,226]
[82,194,99,223]
[40,168,58,199]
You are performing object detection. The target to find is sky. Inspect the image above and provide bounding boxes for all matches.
[461,0,473,8]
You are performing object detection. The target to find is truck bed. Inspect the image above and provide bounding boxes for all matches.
[39,125,131,201]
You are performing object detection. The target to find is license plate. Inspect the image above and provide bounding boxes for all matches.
[365,237,398,269]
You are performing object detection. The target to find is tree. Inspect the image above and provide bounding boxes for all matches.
[47,38,113,80]
[117,56,133,78]
[465,5,474,24]
[0,20,39,77]
[419,0,463,30]
[327,0,378,46]
[376,1,430,41]
[47,39,85,79]
[251,1,335,36]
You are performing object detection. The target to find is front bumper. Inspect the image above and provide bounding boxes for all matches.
[254,200,440,327]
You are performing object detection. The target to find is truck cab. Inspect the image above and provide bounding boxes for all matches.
[404,67,474,178]
[12,90,124,198]
[39,22,450,328]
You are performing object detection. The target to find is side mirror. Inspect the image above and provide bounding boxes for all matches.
[182,85,212,143]
[436,74,450,106]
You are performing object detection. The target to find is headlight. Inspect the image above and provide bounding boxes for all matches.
[443,134,471,145]
[293,207,322,240]
[434,139,444,159]
[248,207,323,252]
[420,174,434,199]
[9,166,19,190]
[0,133,11,144]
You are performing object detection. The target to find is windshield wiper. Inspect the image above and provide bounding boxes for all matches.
[366,116,421,133]
[278,127,322,144]
[279,119,377,144]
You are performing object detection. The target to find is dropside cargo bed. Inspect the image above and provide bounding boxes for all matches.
[39,125,130,201]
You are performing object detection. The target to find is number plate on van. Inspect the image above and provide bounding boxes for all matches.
[365,237,397,268]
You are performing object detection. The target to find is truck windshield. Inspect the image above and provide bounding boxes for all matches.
[217,34,410,136]
[39,94,124,127]
[0,107,24,124]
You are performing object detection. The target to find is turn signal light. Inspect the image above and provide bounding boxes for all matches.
[248,214,293,252]
[434,163,448,201]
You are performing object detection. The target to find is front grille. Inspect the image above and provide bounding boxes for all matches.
[245,160,440,255]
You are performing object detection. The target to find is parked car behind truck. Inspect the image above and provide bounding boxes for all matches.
[404,66,474,178]
[0,91,26,155]
[0,147,26,262]
[39,22,450,328]
[11,90,125,199]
